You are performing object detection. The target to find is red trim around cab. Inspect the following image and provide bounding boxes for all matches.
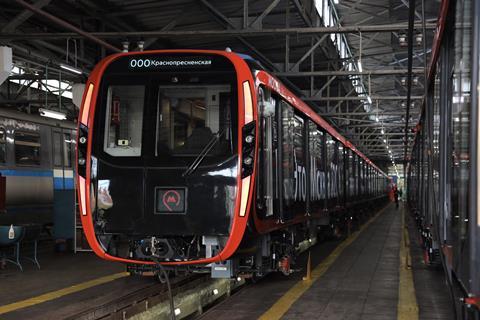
[77,50,256,265]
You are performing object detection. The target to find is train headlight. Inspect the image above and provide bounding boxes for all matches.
[77,124,89,178]
[241,121,255,178]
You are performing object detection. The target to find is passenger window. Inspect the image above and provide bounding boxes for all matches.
[338,144,344,199]
[293,115,305,202]
[104,85,145,157]
[63,133,72,168]
[281,102,295,204]
[326,134,337,200]
[15,131,41,166]
[309,122,325,203]
[53,131,62,167]
[0,128,6,163]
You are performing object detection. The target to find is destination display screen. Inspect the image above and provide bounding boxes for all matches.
[105,53,235,74]
[128,56,212,69]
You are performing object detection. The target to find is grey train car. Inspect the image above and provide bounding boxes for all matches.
[0,109,76,232]
[408,0,480,318]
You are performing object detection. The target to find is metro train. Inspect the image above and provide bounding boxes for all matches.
[0,110,76,228]
[407,0,480,317]
[76,49,390,278]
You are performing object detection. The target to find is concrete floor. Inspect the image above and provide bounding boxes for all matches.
[408,215,455,320]
[0,203,455,320]
[200,203,454,320]
[0,245,155,320]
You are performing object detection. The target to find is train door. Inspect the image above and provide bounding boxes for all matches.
[279,100,306,221]
[52,129,75,239]
[256,87,277,218]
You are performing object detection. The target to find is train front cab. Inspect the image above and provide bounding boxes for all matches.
[76,51,257,270]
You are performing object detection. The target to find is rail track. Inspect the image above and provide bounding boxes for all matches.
[64,273,245,320]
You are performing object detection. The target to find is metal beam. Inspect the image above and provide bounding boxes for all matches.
[306,95,423,101]
[345,138,406,142]
[13,0,121,53]
[8,73,79,81]
[289,34,329,71]
[319,111,420,116]
[275,68,425,77]
[342,123,416,128]
[2,0,52,32]
[249,0,281,27]
[0,23,437,40]
[346,133,414,136]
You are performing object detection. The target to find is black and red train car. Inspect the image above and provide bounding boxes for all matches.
[76,49,389,278]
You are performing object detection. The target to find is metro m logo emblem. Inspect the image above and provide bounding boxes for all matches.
[155,187,186,214]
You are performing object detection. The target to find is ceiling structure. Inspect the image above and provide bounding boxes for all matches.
[0,0,440,170]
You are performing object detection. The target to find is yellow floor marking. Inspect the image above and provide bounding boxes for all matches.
[0,272,129,315]
[258,205,390,320]
[397,208,418,320]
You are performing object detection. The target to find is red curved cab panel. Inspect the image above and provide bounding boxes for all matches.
[76,50,257,265]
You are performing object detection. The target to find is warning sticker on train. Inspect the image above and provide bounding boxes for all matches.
[155,187,186,214]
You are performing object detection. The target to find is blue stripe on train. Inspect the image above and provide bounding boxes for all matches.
[64,179,74,190]
[54,177,75,190]
[0,169,53,177]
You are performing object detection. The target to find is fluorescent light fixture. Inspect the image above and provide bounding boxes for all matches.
[383,139,387,143]
[399,33,407,46]
[375,116,379,122]
[358,60,363,72]
[60,63,82,75]
[367,96,372,104]
[39,108,67,120]
[381,128,385,134]
[334,0,339,3]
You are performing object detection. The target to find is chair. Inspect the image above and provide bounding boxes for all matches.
[0,225,25,271]
[22,224,42,269]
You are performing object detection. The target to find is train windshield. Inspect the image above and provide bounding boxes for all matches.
[101,82,236,165]
[104,85,145,157]
[98,53,239,167]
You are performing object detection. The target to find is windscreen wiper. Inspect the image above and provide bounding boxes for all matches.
[182,129,225,177]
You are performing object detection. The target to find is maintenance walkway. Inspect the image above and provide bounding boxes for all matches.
[200,203,454,320]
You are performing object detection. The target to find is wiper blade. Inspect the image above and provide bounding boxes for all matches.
[182,130,225,177]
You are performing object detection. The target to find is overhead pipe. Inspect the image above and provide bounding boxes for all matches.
[0,23,438,40]
[13,0,121,53]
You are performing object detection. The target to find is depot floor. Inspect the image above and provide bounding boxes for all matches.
[0,203,454,320]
